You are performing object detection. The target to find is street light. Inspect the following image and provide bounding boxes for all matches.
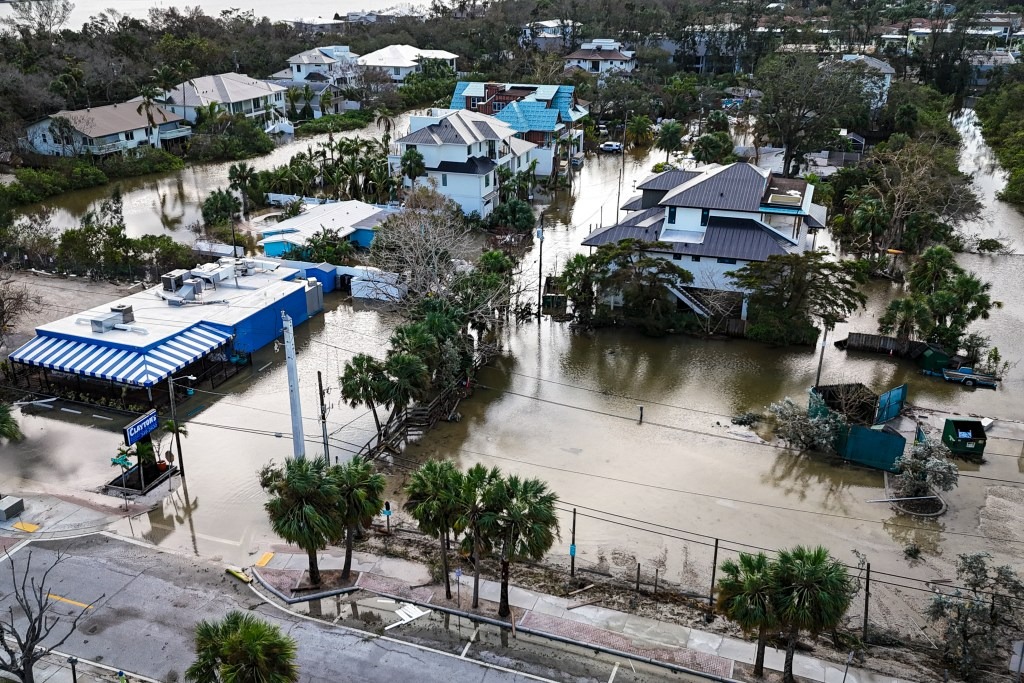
[168,374,196,477]
[67,656,78,683]
[536,216,544,321]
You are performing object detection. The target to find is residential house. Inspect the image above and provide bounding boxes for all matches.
[968,50,1016,88]
[837,55,895,109]
[357,44,458,82]
[449,82,588,176]
[267,80,357,118]
[22,102,190,157]
[286,16,348,33]
[520,19,580,51]
[582,163,824,318]
[258,200,399,256]
[563,39,636,78]
[284,46,360,85]
[389,108,536,217]
[161,73,289,126]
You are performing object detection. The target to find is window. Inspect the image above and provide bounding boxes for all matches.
[407,144,417,151]
[692,256,701,262]
[276,93,283,102]
[672,253,682,261]
[441,174,447,187]
[125,130,135,141]
[41,133,48,143]
[700,208,710,226]
[668,207,677,223]
[493,101,504,112]
[717,257,737,264]
[393,67,400,76]
[296,65,302,73]
[485,174,490,188]
[467,144,472,156]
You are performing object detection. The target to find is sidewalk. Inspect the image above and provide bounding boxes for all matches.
[25,652,156,683]
[258,549,913,683]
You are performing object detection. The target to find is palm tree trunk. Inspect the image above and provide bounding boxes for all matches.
[471,532,482,608]
[498,558,511,618]
[307,546,321,586]
[342,522,355,580]
[439,531,452,600]
[754,625,767,677]
[783,630,798,683]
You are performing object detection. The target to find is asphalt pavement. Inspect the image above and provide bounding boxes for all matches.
[0,536,570,683]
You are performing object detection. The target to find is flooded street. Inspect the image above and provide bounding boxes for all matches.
[3,111,1022,620]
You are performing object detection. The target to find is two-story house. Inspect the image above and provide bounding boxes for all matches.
[582,163,825,318]
[357,45,458,83]
[519,19,580,51]
[23,103,191,157]
[161,73,289,126]
[838,55,895,110]
[449,82,588,177]
[389,108,536,217]
[285,46,360,85]
[563,39,636,79]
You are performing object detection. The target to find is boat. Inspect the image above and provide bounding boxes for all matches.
[599,141,623,153]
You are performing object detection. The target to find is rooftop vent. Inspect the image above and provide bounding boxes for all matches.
[768,193,802,206]
[110,304,134,324]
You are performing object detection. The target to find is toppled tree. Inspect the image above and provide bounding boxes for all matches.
[893,438,959,498]
[1,551,99,683]
[926,553,1024,681]
[768,395,847,454]
[0,267,41,350]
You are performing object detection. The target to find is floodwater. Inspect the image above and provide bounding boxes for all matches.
[3,112,1022,606]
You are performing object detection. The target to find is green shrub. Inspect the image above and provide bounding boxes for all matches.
[187,117,275,161]
[101,147,184,178]
[295,109,375,136]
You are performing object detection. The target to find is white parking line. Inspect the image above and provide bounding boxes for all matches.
[460,627,479,658]
[608,662,619,683]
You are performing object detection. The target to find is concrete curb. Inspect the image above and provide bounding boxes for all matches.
[250,566,361,604]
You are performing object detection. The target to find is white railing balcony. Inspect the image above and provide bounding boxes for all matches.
[159,127,192,140]
[86,141,127,155]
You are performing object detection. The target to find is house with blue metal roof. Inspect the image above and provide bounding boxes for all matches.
[450,82,588,176]
[6,259,324,407]
[582,163,826,319]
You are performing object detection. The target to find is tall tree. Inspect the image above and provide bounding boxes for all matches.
[400,148,426,189]
[185,611,299,683]
[258,457,342,586]
[330,456,386,581]
[339,354,387,436]
[404,460,463,600]
[877,295,932,352]
[455,464,503,609]
[754,55,871,176]
[481,475,560,619]
[0,403,23,442]
[228,162,256,217]
[381,352,431,428]
[655,120,685,162]
[624,114,655,148]
[717,552,778,677]
[0,268,41,350]
[774,546,853,683]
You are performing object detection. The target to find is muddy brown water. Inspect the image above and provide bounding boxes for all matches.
[3,113,1021,613]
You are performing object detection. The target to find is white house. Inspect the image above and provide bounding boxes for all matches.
[258,200,398,256]
[839,55,895,109]
[161,73,289,125]
[286,46,360,85]
[357,44,458,82]
[563,39,636,78]
[22,103,191,157]
[583,163,825,318]
[389,108,536,218]
[520,19,580,51]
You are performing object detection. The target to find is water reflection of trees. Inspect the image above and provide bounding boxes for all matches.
[882,514,945,557]
[760,450,879,514]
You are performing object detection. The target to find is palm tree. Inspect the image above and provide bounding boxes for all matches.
[228,162,256,217]
[878,295,932,352]
[136,83,166,128]
[330,456,386,580]
[258,457,342,586]
[717,552,778,677]
[400,148,426,189]
[850,198,890,251]
[705,109,730,134]
[774,546,853,683]
[152,64,180,94]
[455,464,503,608]
[692,132,731,164]
[319,88,334,116]
[481,475,560,618]
[375,109,395,136]
[300,84,316,120]
[0,403,23,441]
[285,87,301,120]
[908,245,959,295]
[389,324,440,376]
[404,460,464,599]
[339,354,387,435]
[655,120,684,162]
[186,611,299,683]
[946,271,1001,325]
[624,114,655,148]
[381,352,430,428]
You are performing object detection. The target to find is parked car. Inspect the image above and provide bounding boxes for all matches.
[599,141,623,153]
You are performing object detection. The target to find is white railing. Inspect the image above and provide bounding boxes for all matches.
[159,127,192,140]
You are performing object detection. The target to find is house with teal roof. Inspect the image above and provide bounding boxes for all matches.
[450,82,588,176]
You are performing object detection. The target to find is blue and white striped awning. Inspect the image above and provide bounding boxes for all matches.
[9,324,233,387]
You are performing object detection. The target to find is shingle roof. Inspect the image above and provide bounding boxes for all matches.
[565,49,632,60]
[396,109,522,146]
[53,103,184,137]
[582,216,791,262]
[661,163,770,211]
[433,157,497,175]
[636,169,701,191]
[358,44,457,68]
[164,73,285,107]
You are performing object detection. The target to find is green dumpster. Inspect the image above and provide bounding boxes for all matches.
[941,418,987,458]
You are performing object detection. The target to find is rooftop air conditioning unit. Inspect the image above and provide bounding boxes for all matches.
[161,269,189,292]
[90,311,122,333]
[110,304,134,324]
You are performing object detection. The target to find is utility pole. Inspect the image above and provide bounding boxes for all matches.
[317,370,330,461]
[168,374,196,477]
[282,311,305,460]
[536,216,544,321]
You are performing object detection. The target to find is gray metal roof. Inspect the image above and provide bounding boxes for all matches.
[636,169,700,191]
[582,216,790,262]
[396,109,519,146]
[621,194,645,211]
[661,163,769,211]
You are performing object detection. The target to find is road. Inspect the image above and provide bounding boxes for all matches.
[0,535,693,683]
